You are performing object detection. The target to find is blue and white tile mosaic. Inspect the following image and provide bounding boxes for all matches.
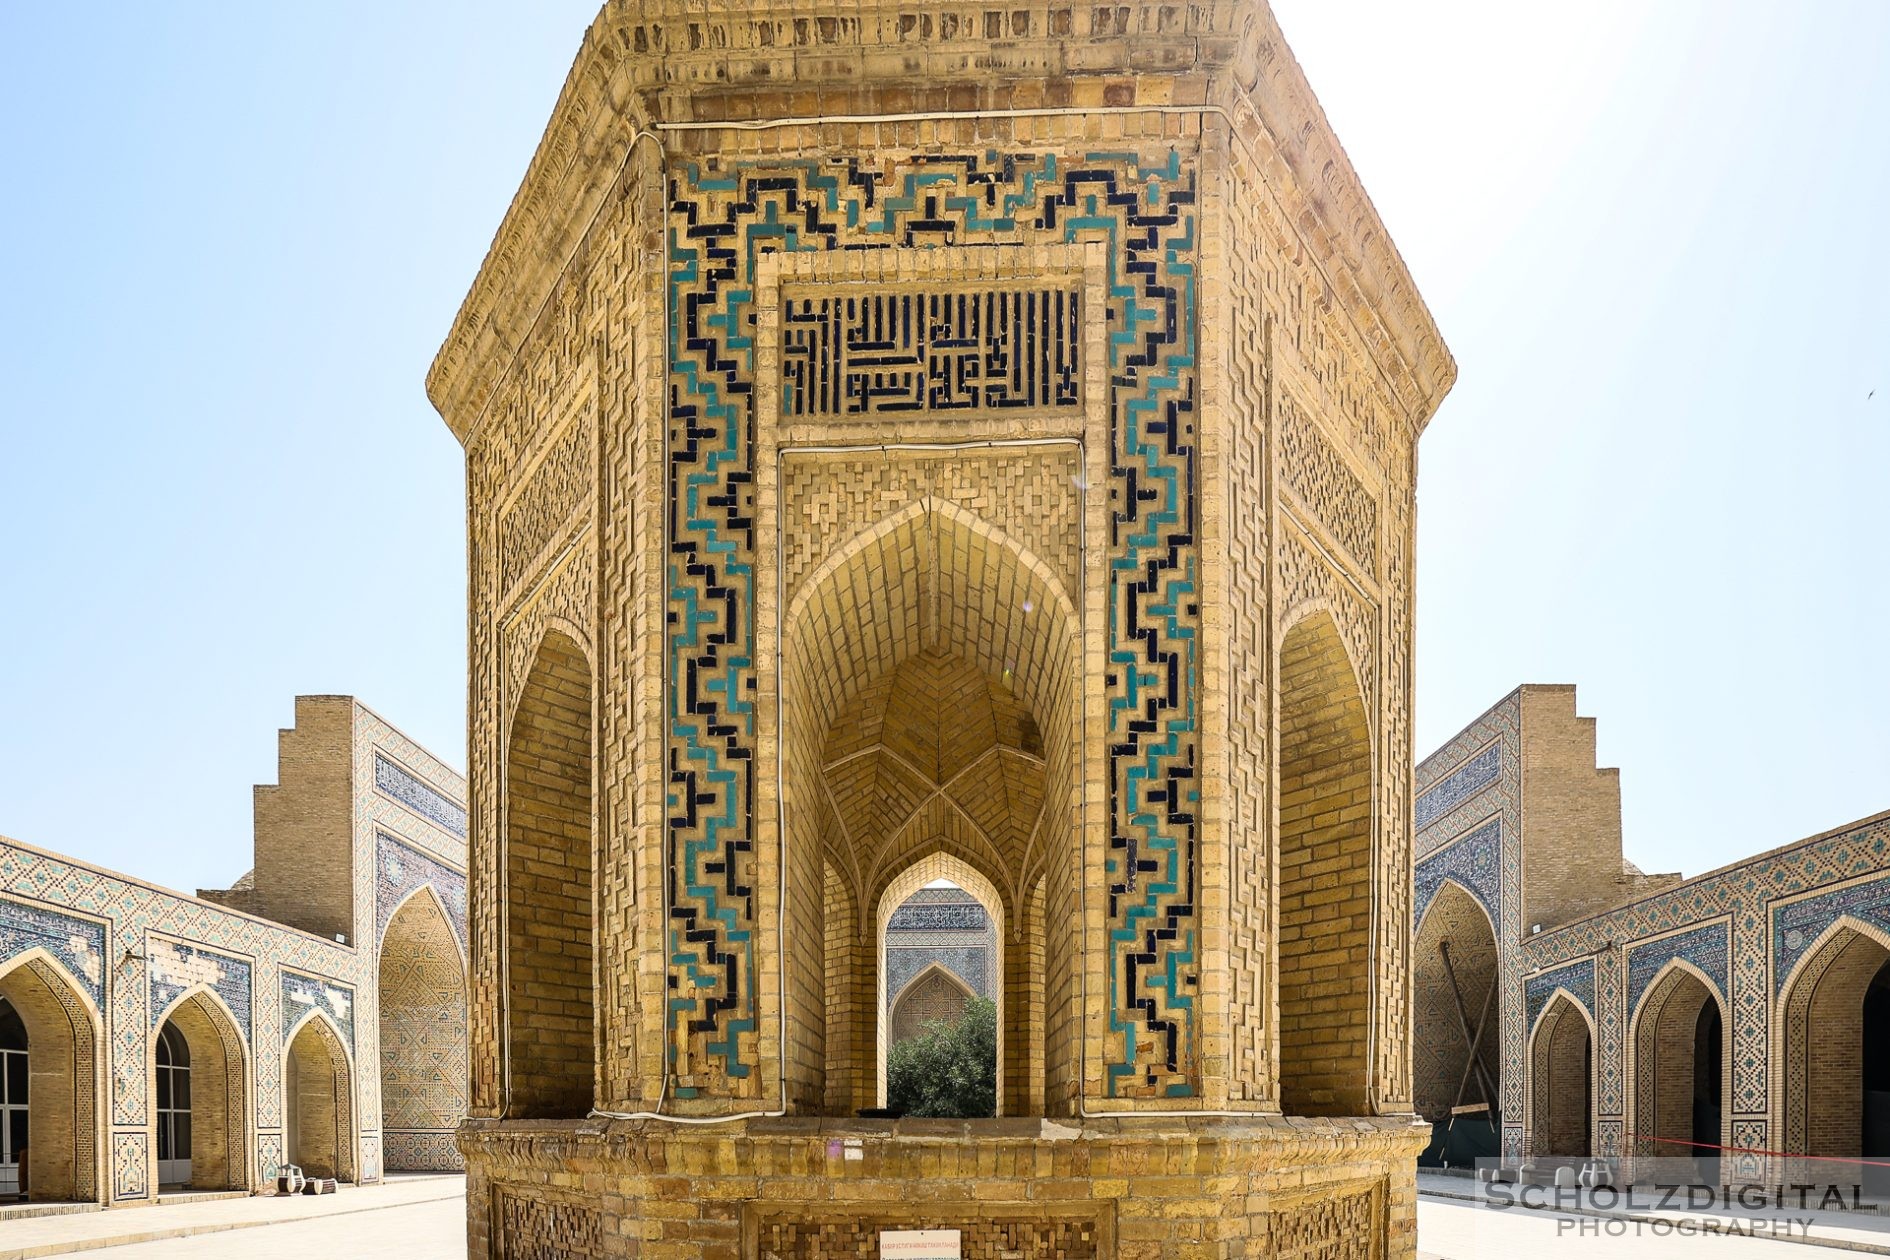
[374,752,467,839]
[1414,818,1500,928]
[1625,922,1729,1016]
[0,895,106,1006]
[1415,742,1501,832]
[375,831,468,954]
[148,938,252,1045]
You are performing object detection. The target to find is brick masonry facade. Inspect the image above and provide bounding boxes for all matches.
[0,696,468,1205]
[430,1,1456,1256]
[1415,684,1890,1178]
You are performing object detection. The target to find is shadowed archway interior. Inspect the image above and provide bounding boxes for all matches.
[1631,964,1724,1174]
[1277,611,1374,1117]
[783,501,1077,1116]
[1782,923,1890,1160]
[153,993,246,1191]
[503,629,595,1120]
[1412,881,1499,1163]
[0,958,97,1203]
[1531,993,1593,1158]
[286,1015,355,1183]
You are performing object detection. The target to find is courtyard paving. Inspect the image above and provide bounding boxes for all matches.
[0,1175,464,1260]
[14,1175,1890,1259]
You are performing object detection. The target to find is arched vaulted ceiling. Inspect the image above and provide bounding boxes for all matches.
[785,500,1073,914]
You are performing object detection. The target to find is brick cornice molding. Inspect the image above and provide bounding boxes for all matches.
[427,0,1454,445]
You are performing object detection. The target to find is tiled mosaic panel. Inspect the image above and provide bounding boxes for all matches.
[1595,949,1623,1116]
[1413,819,1500,928]
[1730,1119,1767,1180]
[885,946,993,1002]
[0,895,105,1005]
[1625,923,1729,1016]
[374,752,468,838]
[1596,1118,1624,1161]
[666,149,1199,1097]
[496,1190,601,1260]
[113,1131,149,1200]
[756,1216,1101,1260]
[147,939,251,1041]
[384,1129,464,1172]
[1524,958,1595,1032]
[782,288,1082,416]
[258,1132,283,1183]
[1524,813,1890,1115]
[1772,872,1890,994]
[282,972,355,1051]
[1415,742,1500,832]
[375,831,469,954]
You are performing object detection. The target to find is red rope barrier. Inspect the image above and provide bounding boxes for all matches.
[1625,1132,1890,1170]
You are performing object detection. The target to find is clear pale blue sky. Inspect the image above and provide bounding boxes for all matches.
[1,2,1884,895]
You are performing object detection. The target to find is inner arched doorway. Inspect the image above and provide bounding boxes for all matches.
[152,991,247,1192]
[1780,919,1890,1173]
[285,1013,355,1183]
[0,953,100,1203]
[1413,882,1500,1165]
[1630,962,1726,1182]
[875,858,1003,1117]
[779,499,1077,1117]
[378,887,468,1170]
[1530,992,1593,1159]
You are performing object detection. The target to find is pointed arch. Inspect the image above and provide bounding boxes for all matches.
[0,948,102,1203]
[378,884,469,1170]
[1628,957,1727,1171]
[775,495,1082,1115]
[889,963,977,1042]
[283,1008,356,1183]
[1778,915,1890,1159]
[151,985,250,1192]
[873,855,1006,1115]
[503,627,595,1119]
[379,883,469,977]
[1528,990,1594,1158]
[1412,880,1501,1134]
[1276,608,1374,1117]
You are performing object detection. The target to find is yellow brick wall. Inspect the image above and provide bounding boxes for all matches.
[1276,614,1374,1117]
[503,631,595,1119]
[245,696,356,943]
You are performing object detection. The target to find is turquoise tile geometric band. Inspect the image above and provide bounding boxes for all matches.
[665,149,1200,1098]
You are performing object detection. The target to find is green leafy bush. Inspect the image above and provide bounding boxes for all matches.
[885,995,997,1118]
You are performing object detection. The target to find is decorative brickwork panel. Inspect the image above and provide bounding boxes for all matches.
[1276,392,1376,576]
[496,1189,601,1260]
[782,288,1081,417]
[666,149,1200,1099]
[750,1205,1106,1260]
[1268,1183,1380,1260]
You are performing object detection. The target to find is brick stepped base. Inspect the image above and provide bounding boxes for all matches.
[462,1115,1429,1259]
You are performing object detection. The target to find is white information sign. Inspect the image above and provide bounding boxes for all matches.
[879,1228,962,1259]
